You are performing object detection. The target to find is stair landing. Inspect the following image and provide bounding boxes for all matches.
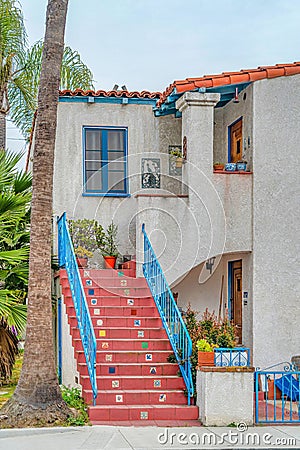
[60,264,199,425]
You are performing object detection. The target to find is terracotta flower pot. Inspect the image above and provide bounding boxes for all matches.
[103,255,117,269]
[198,351,215,367]
[175,157,183,168]
[267,379,281,400]
[213,164,224,171]
[76,257,88,268]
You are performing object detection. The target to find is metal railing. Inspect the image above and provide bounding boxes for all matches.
[142,224,194,404]
[57,213,97,404]
[214,347,250,367]
[255,362,300,423]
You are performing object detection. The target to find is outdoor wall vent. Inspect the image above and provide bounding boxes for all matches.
[87,96,95,103]
[122,97,129,104]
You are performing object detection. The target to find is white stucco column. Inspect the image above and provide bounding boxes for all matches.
[176,92,220,187]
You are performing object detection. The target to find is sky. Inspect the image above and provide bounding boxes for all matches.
[8,0,300,160]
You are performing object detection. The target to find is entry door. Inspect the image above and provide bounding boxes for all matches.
[230,119,242,163]
[231,260,242,343]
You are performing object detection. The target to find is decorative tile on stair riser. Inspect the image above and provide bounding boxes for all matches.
[85,287,152,298]
[64,294,154,307]
[76,350,172,364]
[78,363,180,377]
[78,268,136,278]
[88,405,199,422]
[83,390,187,405]
[89,306,160,318]
[87,277,147,288]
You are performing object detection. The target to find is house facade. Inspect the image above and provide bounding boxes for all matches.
[50,62,300,371]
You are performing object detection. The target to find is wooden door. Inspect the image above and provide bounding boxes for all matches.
[230,119,242,163]
[232,260,242,343]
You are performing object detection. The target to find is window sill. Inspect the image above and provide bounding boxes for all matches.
[82,192,131,197]
[213,170,253,175]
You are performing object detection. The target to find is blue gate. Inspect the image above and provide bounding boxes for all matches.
[255,362,300,423]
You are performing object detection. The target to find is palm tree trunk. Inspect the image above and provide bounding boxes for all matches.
[0,111,6,150]
[0,0,71,427]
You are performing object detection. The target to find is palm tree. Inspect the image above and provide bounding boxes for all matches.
[0,0,71,426]
[0,0,94,146]
[0,150,29,382]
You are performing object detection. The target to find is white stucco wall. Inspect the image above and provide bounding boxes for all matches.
[252,74,300,368]
[196,368,254,426]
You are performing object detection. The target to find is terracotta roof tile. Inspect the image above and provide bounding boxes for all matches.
[59,88,161,100]
[157,62,300,107]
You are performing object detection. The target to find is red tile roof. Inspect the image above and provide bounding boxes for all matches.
[157,62,300,106]
[59,88,161,99]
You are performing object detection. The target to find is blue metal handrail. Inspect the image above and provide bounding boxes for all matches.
[57,213,97,404]
[142,224,194,404]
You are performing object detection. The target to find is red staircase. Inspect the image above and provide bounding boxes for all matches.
[60,263,199,425]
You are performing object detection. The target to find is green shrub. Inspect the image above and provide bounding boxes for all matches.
[61,385,89,426]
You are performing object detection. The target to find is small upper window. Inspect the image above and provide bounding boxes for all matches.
[83,127,128,195]
[229,118,242,163]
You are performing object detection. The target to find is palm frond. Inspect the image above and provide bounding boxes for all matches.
[60,46,94,90]
[0,290,27,333]
[0,319,18,382]
[0,248,29,264]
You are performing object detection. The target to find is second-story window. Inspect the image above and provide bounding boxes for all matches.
[83,126,128,195]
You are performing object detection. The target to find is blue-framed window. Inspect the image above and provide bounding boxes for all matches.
[83,126,128,195]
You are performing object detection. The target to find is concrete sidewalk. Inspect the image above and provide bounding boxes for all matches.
[0,425,300,449]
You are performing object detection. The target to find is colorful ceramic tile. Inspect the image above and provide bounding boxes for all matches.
[146,354,152,361]
[88,289,94,295]
[118,271,124,277]
[116,394,123,403]
[106,354,113,362]
[112,380,119,388]
[137,330,144,338]
[150,367,157,374]
[134,320,141,327]
[83,270,90,277]
[99,330,106,337]
[102,342,109,349]
[91,299,97,306]
[124,288,130,296]
[127,299,134,306]
[108,367,115,374]
[96,319,103,326]
[154,379,161,388]
[142,342,148,349]
[120,280,127,287]
[159,394,166,402]
[131,309,137,316]
[86,279,92,286]
[140,411,148,420]
[94,309,100,315]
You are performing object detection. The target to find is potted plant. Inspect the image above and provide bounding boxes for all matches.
[94,221,119,269]
[68,218,97,268]
[196,339,217,366]
[170,148,183,168]
[213,162,225,171]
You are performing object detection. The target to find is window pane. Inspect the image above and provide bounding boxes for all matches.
[86,150,102,161]
[108,171,125,191]
[85,170,102,191]
[107,130,124,150]
[108,150,124,162]
[86,130,102,150]
[86,161,101,171]
[108,161,125,171]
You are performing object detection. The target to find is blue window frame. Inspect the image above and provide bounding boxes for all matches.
[83,126,128,195]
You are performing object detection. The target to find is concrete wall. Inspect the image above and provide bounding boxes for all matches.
[196,367,254,426]
[251,74,300,368]
[214,84,253,169]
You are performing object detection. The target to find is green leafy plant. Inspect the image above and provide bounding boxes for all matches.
[60,385,89,426]
[94,221,119,257]
[68,219,97,258]
[196,339,218,352]
[170,149,182,158]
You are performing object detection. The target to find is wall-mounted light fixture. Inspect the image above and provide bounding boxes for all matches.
[121,85,127,91]
[113,84,119,91]
[206,257,216,274]
[233,87,239,103]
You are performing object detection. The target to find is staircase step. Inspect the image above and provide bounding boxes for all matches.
[72,326,167,340]
[73,338,172,352]
[64,286,151,298]
[88,405,199,422]
[64,295,154,308]
[76,350,171,364]
[81,277,148,288]
[69,315,163,328]
[84,389,187,405]
[80,375,185,391]
[67,305,160,318]
[78,362,180,377]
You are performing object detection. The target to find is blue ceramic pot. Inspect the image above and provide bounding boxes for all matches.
[225,163,236,172]
[236,162,247,171]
